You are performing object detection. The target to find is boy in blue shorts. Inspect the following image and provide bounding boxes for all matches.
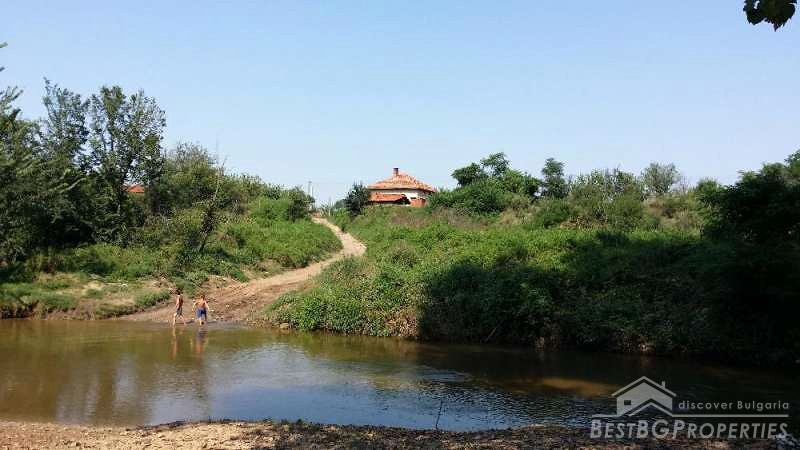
[194,294,209,326]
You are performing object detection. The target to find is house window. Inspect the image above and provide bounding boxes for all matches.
[624,400,632,406]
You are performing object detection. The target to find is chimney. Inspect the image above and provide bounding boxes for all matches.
[393,167,399,176]
[661,382,666,388]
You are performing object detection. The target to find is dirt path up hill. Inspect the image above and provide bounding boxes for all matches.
[119,217,365,324]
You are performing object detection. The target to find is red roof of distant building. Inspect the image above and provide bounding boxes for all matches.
[369,192,408,203]
[367,168,436,192]
[125,184,145,194]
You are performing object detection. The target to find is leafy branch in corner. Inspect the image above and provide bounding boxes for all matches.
[744,0,796,29]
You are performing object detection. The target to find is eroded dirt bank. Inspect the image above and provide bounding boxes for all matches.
[0,420,779,449]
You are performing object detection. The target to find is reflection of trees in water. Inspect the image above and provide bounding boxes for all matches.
[0,321,271,425]
[1,322,797,431]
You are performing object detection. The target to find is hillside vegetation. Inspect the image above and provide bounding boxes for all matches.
[270,152,800,365]
[0,77,340,318]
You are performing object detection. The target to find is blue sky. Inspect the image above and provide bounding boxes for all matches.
[4,1,799,204]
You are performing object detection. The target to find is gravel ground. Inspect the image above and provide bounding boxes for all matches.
[0,420,779,449]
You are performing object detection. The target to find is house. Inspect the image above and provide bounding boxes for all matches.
[124,184,145,194]
[612,376,676,416]
[367,168,436,207]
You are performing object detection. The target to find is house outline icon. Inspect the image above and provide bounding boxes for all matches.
[611,376,676,416]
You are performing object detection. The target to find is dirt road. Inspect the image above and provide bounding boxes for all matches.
[120,217,365,324]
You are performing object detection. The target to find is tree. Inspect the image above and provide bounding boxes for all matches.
[344,183,370,217]
[37,80,92,246]
[41,80,89,165]
[451,162,486,187]
[428,179,512,214]
[480,152,510,177]
[285,187,313,221]
[640,162,682,197]
[160,142,220,212]
[541,158,568,199]
[701,151,800,243]
[570,169,645,229]
[196,162,225,253]
[499,169,540,199]
[87,86,166,240]
[0,85,41,261]
[698,151,800,355]
[0,44,84,261]
[744,0,795,29]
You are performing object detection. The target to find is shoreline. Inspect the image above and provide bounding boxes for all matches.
[0,419,779,449]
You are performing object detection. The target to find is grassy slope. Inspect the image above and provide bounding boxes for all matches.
[0,213,341,319]
[268,207,758,361]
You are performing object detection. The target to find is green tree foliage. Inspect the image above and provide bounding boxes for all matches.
[158,142,221,212]
[499,169,540,199]
[428,179,513,214]
[451,162,486,187]
[744,0,795,29]
[480,152,510,177]
[285,187,314,221]
[344,183,370,217]
[439,155,702,232]
[698,151,800,359]
[0,98,44,262]
[702,151,800,243]
[37,81,93,246]
[540,157,568,199]
[640,162,682,197]
[86,86,166,240]
[0,68,328,276]
[569,169,645,230]
[0,45,85,261]
[435,153,539,214]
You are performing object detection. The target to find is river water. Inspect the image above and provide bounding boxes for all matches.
[1,320,797,431]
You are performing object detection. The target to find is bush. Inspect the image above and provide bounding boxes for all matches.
[0,283,76,317]
[344,183,370,217]
[427,179,511,215]
[529,198,576,228]
[268,206,796,364]
[134,289,170,308]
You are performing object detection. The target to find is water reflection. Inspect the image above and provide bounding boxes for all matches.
[0,320,798,431]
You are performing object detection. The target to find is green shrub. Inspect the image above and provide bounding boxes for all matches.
[0,283,76,316]
[529,198,576,228]
[251,197,292,223]
[428,179,511,215]
[36,292,77,312]
[270,206,794,364]
[134,289,171,308]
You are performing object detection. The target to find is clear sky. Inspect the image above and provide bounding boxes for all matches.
[4,1,799,204]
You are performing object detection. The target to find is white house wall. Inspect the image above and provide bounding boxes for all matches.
[370,188,430,199]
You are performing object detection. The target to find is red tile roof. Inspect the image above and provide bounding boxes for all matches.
[368,169,436,192]
[369,192,408,203]
[125,184,145,194]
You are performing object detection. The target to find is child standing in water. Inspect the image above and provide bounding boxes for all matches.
[194,294,209,326]
[172,288,186,326]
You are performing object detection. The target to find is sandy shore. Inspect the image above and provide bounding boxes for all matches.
[0,420,779,449]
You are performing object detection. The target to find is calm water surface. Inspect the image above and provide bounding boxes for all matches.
[1,320,797,431]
